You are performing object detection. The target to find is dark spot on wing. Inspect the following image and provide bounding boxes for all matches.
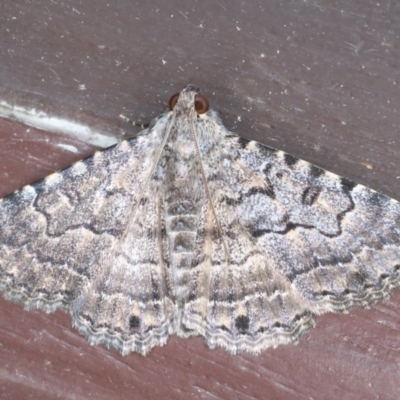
[246,186,275,199]
[284,153,298,166]
[352,272,366,285]
[309,164,325,178]
[129,315,140,329]
[235,315,250,333]
[302,186,322,206]
[237,137,250,149]
[219,325,231,332]
[340,177,357,192]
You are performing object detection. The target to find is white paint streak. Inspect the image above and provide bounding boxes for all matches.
[57,143,79,153]
[0,101,118,148]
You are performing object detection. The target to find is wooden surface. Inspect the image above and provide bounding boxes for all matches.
[1,1,400,399]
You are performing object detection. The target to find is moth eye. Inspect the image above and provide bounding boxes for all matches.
[194,94,209,114]
[169,93,180,110]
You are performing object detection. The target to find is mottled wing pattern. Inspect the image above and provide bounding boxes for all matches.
[0,116,175,355]
[183,114,400,354]
[235,139,400,311]
[1,84,400,356]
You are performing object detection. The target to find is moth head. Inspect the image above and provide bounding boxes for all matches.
[169,86,209,115]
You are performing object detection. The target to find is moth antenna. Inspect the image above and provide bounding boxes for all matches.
[119,114,149,129]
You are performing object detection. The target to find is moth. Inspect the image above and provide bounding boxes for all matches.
[0,84,399,356]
